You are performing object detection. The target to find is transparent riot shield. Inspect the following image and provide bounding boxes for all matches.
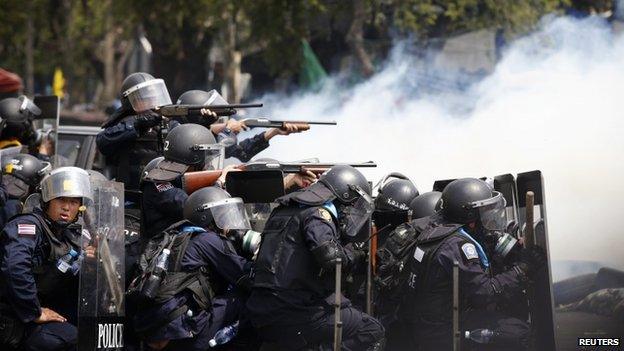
[32,95,60,165]
[78,180,125,350]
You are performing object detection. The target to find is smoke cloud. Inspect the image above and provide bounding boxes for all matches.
[248,16,624,272]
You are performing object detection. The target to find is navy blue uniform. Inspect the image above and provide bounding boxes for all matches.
[400,221,528,351]
[140,177,188,240]
[248,205,384,350]
[0,198,23,229]
[218,130,269,162]
[133,225,250,350]
[96,115,175,191]
[0,178,8,207]
[0,208,81,351]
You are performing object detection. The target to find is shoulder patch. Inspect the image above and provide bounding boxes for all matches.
[461,243,479,260]
[413,246,425,262]
[18,224,36,237]
[318,208,333,222]
[156,182,174,193]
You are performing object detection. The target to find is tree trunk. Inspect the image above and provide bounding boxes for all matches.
[346,0,374,78]
[221,16,242,103]
[25,2,34,95]
[100,0,117,105]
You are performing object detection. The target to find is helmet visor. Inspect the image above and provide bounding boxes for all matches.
[205,89,228,106]
[194,144,224,170]
[341,185,374,237]
[202,197,251,231]
[18,96,41,117]
[123,79,172,112]
[472,192,507,231]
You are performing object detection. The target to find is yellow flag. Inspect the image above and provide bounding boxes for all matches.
[52,67,65,98]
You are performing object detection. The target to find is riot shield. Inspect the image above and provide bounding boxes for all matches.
[78,180,125,350]
[516,170,557,351]
[225,170,285,203]
[31,95,60,164]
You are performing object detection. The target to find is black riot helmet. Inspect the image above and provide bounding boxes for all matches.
[319,165,374,238]
[120,72,171,112]
[163,123,222,169]
[176,89,228,105]
[0,97,36,140]
[440,178,507,230]
[374,173,419,211]
[2,153,51,198]
[183,186,251,231]
[409,191,442,219]
[320,165,371,204]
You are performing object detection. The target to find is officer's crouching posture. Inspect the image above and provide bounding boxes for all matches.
[131,186,252,351]
[247,165,385,350]
[0,167,93,351]
[399,178,545,351]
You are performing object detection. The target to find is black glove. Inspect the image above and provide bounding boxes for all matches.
[134,111,162,132]
[344,242,367,268]
[516,246,546,276]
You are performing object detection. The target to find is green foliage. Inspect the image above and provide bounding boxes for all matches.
[388,0,570,39]
[0,0,573,103]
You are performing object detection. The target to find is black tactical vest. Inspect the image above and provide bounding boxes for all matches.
[400,221,463,324]
[253,205,333,297]
[131,221,217,311]
[116,128,161,191]
[17,213,81,299]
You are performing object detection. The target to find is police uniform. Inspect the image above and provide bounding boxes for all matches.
[132,221,251,350]
[140,175,188,240]
[0,208,82,351]
[218,130,270,162]
[400,214,529,351]
[247,186,384,351]
[98,113,268,191]
[96,113,171,191]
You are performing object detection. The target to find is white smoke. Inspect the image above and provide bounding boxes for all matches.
[248,16,624,271]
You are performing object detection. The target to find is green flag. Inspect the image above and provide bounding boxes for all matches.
[299,39,328,89]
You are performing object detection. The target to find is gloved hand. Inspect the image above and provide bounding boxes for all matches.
[516,246,546,277]
[344,242,368,268]
[134,111,162,132]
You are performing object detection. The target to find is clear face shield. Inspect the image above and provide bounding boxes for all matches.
[339,184,374,238]
[192,143,225,170]
[204,89,228,106]
[18,96,42,117]
[468,191,507,232]
[122,79,172,112]
[198,197,251,231]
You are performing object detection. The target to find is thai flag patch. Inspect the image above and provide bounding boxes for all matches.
[156,182,174,193]
[18,224,36,237]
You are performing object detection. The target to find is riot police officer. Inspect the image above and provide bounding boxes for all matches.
[0,167,92,351]
[399,178,543,350]
[0,153,51,228]
[0,96,51,160]
[247,165,385,351]
[131,187,251,350]
[96,72,175,191]
[373,190,441,349]
[141,123,225,240]
[177,89,309,162]
[372,173,419,246]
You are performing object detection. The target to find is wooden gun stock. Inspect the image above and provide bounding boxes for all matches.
[183,170,224,194]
